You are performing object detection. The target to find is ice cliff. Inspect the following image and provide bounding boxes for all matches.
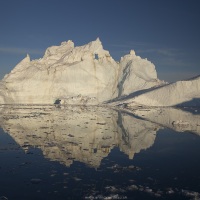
[0,38,161,105]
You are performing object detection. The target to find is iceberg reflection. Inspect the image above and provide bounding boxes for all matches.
[0,105,199,168]
[130,107,200,135]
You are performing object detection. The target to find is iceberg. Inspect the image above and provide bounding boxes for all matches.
[0,38,199,107]
[0,38,161,105]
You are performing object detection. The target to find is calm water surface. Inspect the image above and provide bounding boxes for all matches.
[0,105,200,200]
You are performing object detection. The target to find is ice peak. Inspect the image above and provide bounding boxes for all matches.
[22,54,31,63]
[5,54,31,77]
[44,40,74,58]
[61,40,74,47]
[88,37,102,48]
[25,54,30,61]
[130,50,136,55]
[82,38,110,57]
[95,37,101,43]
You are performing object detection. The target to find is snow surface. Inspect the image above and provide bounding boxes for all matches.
[0,38,161,105]
[122,76,200,107]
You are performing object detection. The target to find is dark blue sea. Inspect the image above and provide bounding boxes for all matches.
[0,105,200,200]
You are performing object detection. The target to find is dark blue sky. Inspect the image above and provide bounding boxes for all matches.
[0,0,200,82]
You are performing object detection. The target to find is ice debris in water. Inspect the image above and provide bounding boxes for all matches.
[0,197,8,200]
[181,190,200,199]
